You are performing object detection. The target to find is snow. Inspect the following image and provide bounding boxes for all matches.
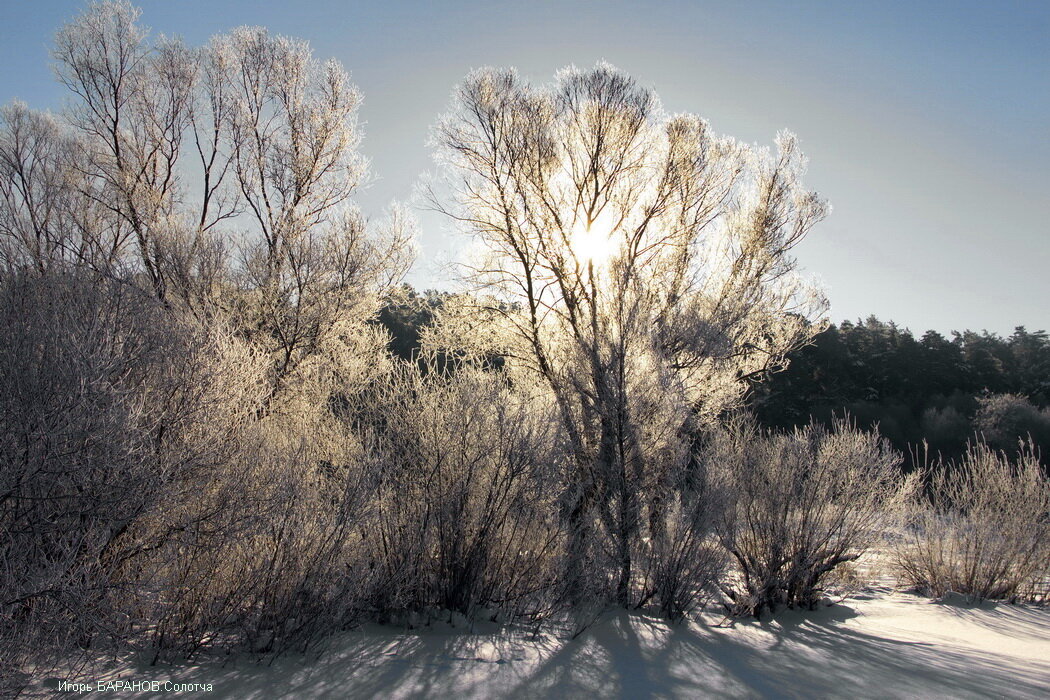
[34,590,1050,698]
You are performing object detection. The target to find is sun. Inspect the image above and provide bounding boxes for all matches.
[569,209,617,268]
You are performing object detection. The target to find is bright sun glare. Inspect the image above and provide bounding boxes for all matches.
[569,210,617,268]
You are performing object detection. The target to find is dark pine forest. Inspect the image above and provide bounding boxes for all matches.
[378,286,1050,468]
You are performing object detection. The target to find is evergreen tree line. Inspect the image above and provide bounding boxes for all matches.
[378,292,1050,467]
[750,317,1050,467]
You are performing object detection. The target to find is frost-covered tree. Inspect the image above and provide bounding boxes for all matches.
[9,0,414,388]
[432,64,828,605]
[0,2,414,681]
[0,102,119,272]
[974,393,1050,455]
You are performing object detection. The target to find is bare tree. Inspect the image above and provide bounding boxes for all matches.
[43,1,413,381]
[52,0,193,300]
[431,63,828,607]
[0,102,126,273]
[207,26,412,386]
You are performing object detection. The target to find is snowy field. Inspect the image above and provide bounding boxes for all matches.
[33,589,1050,699]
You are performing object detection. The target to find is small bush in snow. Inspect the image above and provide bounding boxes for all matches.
[360,356,565,622]
[895,441,1050,603]
[635,489,727,621]
[705,418,911,617]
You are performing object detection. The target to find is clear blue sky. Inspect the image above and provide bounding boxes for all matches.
[1,0,1047,335]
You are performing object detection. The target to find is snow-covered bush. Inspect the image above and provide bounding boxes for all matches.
[142,325,392,657]
[635,485,728,621]
[974,394,1050,456]
[1,0,412,679]
[705,418,911,617]
[896,441,1050,603]
[359,356,564,621]
[0,271,258,681]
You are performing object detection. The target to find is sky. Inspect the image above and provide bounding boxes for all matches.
[0,0,1047,335]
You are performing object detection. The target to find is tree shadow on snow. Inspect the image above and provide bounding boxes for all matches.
[43,602,1050,699]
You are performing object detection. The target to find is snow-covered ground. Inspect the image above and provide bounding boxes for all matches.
[33,588,1050,699]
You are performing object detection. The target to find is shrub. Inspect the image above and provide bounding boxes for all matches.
[705,417,910,617]
[0,272,254,680]
[896,441,1050,603]
[635,485,727,621]
[360,357,565,622]
[974,393,1050,458]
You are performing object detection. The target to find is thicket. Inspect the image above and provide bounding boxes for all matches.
[376,294,1050,469]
